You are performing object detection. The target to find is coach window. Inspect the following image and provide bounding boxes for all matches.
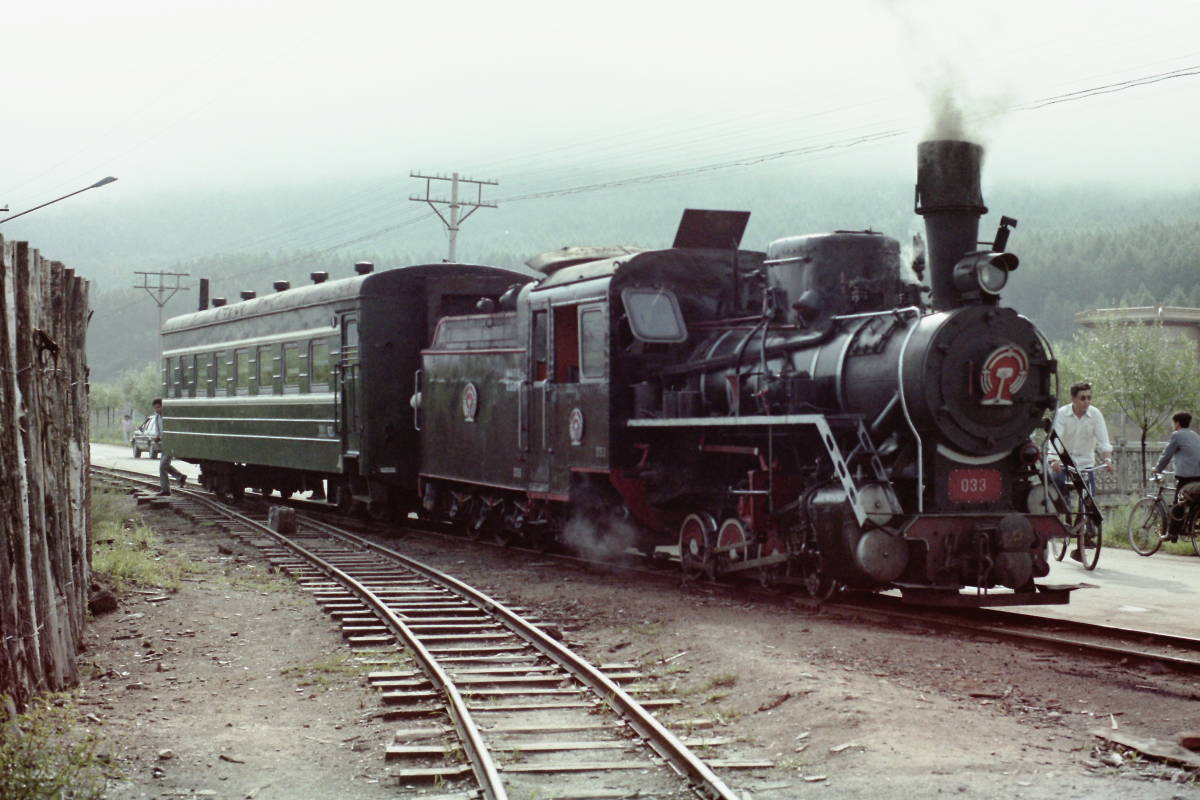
[284,343,302,393]
[162,358,175,397]
[310,339,332,390]
[216,351,231,396]
[235,348,251,396]
[199,353,215,397]
[258,344,278,394]
[579,307,606,380]
[181,355,196,398]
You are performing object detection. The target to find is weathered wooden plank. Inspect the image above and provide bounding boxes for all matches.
[0,237,89,707]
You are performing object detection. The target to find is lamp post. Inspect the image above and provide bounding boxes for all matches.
[0,176,118,225]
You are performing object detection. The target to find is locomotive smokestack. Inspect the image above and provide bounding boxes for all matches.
[915,140,987,311]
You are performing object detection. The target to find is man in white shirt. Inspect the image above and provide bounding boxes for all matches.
[151,398,186,496]
[1048,381,1114,499]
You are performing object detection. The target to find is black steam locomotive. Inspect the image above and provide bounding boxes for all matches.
[163,139,1068,606]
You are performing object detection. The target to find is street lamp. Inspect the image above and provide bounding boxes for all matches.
[0,176,118,225]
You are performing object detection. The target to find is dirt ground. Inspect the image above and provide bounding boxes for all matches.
[78,494,1200,799]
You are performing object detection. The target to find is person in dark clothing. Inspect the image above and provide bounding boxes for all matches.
[1154,411,1200,541]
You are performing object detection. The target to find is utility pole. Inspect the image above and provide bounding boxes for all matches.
[135,271,190,333]
[410,172,497,262]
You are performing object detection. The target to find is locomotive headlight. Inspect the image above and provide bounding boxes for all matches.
[952,251,1020,296]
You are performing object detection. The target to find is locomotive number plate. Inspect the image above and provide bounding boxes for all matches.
[948,469,1002,503]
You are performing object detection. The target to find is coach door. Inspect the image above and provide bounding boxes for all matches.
[524,308,552,491]
[337,314,362,458]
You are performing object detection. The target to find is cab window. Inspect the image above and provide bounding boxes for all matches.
[532,310,548,382]
[620,287,688,342]
[580,307,606,379]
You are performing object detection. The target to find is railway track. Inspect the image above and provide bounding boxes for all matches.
[834,595,1200,678]
[93,466,765,798]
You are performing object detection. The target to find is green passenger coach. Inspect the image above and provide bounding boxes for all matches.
[159,262,532,517]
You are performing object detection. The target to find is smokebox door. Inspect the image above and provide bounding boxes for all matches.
[673,209,750,249]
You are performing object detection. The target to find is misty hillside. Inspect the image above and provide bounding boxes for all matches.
[77,166,1200,382]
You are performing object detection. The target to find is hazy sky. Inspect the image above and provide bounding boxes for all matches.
[5,0,1200,261]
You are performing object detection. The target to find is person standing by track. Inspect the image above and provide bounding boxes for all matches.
[1153,411,1200,541]
[150,398,186,496]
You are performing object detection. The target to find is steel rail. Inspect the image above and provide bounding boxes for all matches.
[831,594,1200,674]
[300,513,744,800]
[92,467,507,800]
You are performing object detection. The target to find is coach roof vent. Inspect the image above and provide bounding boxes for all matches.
[240,290,256,301]
[355,261,374,275]
[310,271,328,284]
[211,297,227,307]
[273,281,290,292]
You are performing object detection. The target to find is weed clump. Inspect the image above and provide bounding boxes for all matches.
[0,694,106,799]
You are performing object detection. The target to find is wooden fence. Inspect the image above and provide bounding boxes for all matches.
[1094,441,1171,501]
[0,238,90,710]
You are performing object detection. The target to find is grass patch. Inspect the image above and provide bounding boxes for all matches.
[217,564,297,595]
[1100,499,1200,555]
[705,674,738,690]
[90,486,201,593]
[280,652,372,688]
[0,694,106,800]
[617,620,666,637]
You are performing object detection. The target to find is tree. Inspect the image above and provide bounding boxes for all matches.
[89,382,120,427]
[1056,317,1200,483]
[118,362,161,419]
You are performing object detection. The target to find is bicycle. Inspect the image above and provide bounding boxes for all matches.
[1126,471,1200,557]
[1047,464,1103,570]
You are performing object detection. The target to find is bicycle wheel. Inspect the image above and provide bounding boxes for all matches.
[1049,527,1070,561]
[1126,497,1164,556]
[1078,517,1101,569]
[1183,507,1200,557]
[1078,498,1102,570]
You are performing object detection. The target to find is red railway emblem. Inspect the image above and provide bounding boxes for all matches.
[979,345,1028,406]
[462,382,478,422]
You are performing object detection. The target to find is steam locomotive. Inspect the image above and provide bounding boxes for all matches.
[161,139,1069,606]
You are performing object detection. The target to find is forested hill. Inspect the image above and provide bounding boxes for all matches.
[79,169,1200,382]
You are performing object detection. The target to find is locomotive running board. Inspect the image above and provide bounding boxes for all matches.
[897,583,1079,607]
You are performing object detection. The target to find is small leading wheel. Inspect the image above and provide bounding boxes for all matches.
[1126,497,1164,556]
[1077,497,1102,570]
[678,513,715,580]
[804,568,840,601]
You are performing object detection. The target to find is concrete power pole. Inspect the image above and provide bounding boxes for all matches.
[134,271,190,333]
[410,172,497,262]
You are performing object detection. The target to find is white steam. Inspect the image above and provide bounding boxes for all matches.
[562,511,639,561]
